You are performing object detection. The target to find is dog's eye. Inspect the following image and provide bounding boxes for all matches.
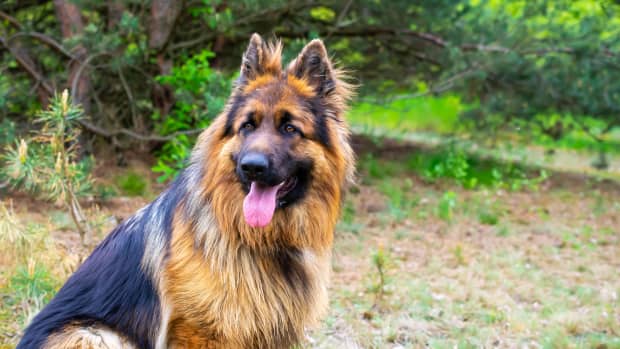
[283,124,297,134]
[241,122,255,132]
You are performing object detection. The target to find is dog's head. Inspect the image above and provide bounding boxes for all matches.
[198,34,354,249]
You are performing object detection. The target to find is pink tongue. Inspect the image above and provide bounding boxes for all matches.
[243,182,282,228]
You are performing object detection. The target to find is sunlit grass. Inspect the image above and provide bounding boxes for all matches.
[349,95,620,157]
[349,95,462,134]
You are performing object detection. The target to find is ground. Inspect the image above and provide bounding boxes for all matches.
[0,137,619,349]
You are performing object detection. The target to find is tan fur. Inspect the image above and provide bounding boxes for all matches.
[161,34,355,348]
[44,325,135,349]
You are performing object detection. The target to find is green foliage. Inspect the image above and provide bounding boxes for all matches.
[452,1,620,145]
[407,147,549,190]
[310,6,336,22]
[0,91,93,243]
[116,172,148,197]
[8,262,57,306]
[0,260,58,331]
[152,50,232,181]
[0,119,16,146]
[358,153,399,182]
[0,91,92,201]
[349,95,462,134]
[0,1,619,168]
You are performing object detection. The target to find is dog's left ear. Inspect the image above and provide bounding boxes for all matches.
[288,39,336,97]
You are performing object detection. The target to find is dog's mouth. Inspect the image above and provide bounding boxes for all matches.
[277,176,298,199]
[242,176,298,228]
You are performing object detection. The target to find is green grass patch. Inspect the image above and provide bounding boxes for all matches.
[349,95,462,134]
[1,262,59,334]
[358,144,548,191]
[115,172,148,196]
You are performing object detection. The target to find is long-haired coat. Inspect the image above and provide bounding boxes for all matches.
[18,34,354,349]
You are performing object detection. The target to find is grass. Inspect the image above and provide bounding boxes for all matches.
[349,95,462,134]
[115,171,149,196]
[349,95,620,156]
[308,151,620,348]
[1,143,619,348]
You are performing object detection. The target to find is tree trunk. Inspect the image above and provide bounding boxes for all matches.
[107,0,125,29]
[53,0,91,115]
[149,0,183,118]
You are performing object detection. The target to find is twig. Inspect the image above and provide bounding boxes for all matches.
[0,10,23,29]
[0,36,54,94]
[117,66,140,132]
[70,52,110,103]
[326,0,353,39]
[8,32,76,59]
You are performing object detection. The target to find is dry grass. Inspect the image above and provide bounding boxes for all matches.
[308,166,620,348]
[1,154,619,348]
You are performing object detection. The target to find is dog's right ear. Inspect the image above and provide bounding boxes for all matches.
[240,33,265,82]
[237,33,282,89]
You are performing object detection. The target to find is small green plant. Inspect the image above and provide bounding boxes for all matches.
[9,260,57,305]
[478,208,500,225]
[1,90,93,244]
[437,191,458,221]
[496,226,510,237]
[453,244,466,265]
[3,259,58,328]
[370,246,390,303]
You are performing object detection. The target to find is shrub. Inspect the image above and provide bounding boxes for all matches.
[152,50,232,182]
[0,90,93,244]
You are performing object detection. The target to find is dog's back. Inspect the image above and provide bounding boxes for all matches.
[18,178,187,349]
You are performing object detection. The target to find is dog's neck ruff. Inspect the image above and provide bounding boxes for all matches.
[155,162,333,348]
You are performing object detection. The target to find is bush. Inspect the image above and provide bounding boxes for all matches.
[0,91,93,243]
[152,50,232,182]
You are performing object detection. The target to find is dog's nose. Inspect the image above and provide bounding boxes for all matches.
[240,152,269,180]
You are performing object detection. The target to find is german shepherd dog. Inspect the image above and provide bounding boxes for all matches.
[18,34,354,349]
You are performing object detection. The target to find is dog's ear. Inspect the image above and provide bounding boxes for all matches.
[240,33,265,82]
[288,39,335,97]
[238,33,281,87]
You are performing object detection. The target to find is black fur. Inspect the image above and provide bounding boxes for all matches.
[17,176,188,349]
[223,92,247,138]
[307,97,331,148]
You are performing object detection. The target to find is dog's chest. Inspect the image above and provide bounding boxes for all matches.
[163,231,330,348]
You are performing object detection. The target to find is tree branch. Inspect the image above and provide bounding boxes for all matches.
[8,32,76,59]
[0,10,23,29]
[0,36,53,101]
[78,120,203,143]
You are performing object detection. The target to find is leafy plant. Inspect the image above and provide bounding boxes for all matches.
[3,260,58,328]
[152,50,232,182]
[0,90,93,244]
[9,261,57,305]
[407,147,549,191]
